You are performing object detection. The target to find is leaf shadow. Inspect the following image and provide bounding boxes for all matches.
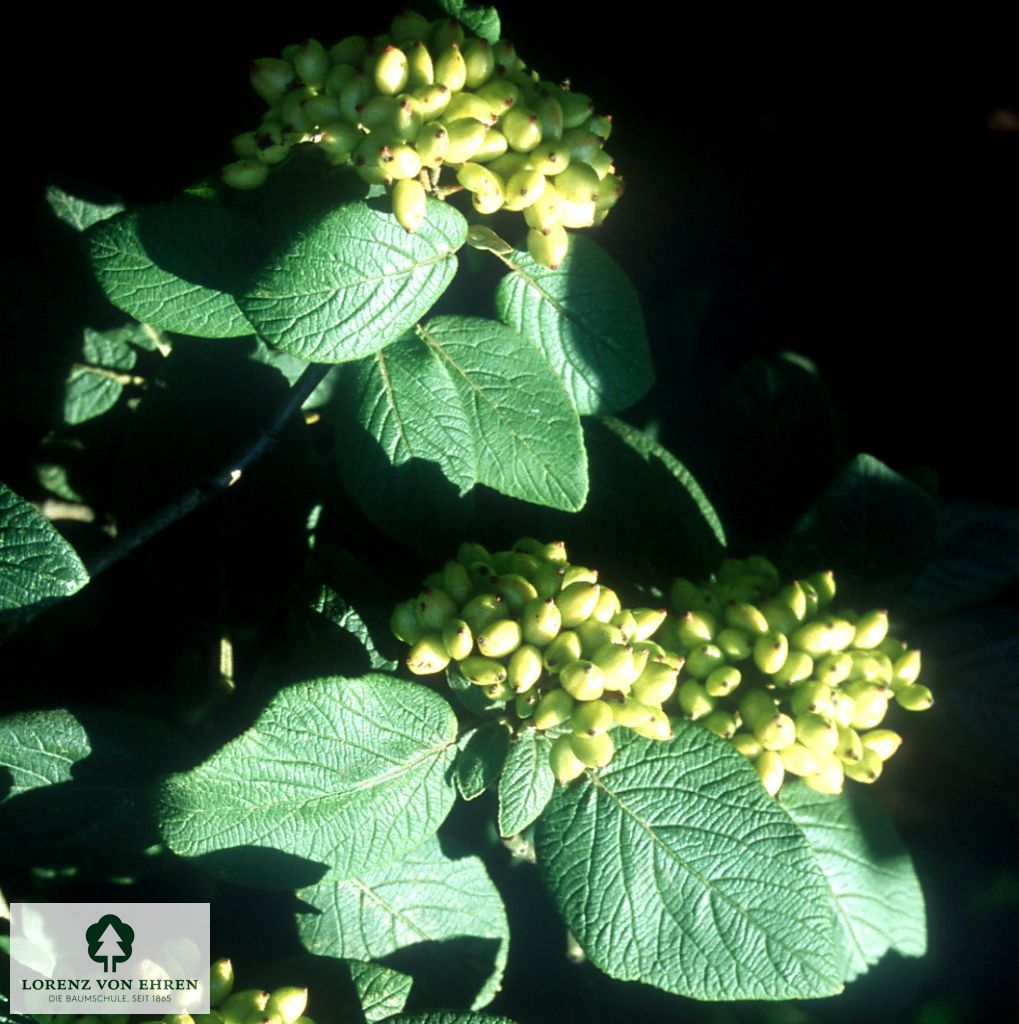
[379,935,504,1012]
[189,847,330,891]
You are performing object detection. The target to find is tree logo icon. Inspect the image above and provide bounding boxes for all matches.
[85,914,135,973]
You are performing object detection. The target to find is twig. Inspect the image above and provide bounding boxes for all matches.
[85,362,330,580]
[70,363,147,388]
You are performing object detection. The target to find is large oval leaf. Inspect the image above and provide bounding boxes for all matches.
[156,675,458,887]
[0,707,183,868]
[535,726,844,1000]
[0,482,88,613]
[86,203,263,338]
[297,834,509,1010]
[779,782,926,983]
[494,236,653,415]
[415,317,588,511]
[239,200,467,362]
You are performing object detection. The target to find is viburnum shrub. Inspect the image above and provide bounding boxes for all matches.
[9,3,1000,1023]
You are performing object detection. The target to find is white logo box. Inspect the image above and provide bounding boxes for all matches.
[10,902,210,1015]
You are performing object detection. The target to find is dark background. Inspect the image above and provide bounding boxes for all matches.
[3,7,1018,1024]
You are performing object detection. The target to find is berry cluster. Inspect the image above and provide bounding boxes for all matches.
[391,538,675,783]
[662,558,933,796]
[135,959,313,1024]
[221,11,621,267]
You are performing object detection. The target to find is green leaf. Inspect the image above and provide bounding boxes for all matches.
[310,584,398,672]
[906,501,1019,616]
[497,730,554,838]
[415,318,588,511]
[297,834,509,1010]
[913,607,1019,770]
[340,333,479,495]
[456,722,512,801]
[495,236,654,415]
[597,414,726,552]
[0,482,89,612]
[534,726,843,1000]
[349,960,414,1022]
[779,782,927,983]
[239,200,467,363]
[45,183,124,232]
[87,202,264,338]
[434,0,502,41]
[385,1014,519,1024]
[446,663,509,719]
[156,674,458,887]
[63,326,140,425]
[783,454,939,588]
[0,707,183,868]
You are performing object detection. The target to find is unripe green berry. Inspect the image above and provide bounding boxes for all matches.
[670,577,700,613]
[738,688,779,731]
[789,679,835,718]
[462,38,495,88]
[803,753,845,795]
[534,92,564,140]
[209,959,234,1007]
[431,17,466,51]
[391,10,432,45]
[724,601,769,635]
[806,569,837,607]
[550,733,586,783]
[459,655,507,686]
[575,619,624,655]
[476,618,522,659]
[631,660,679,704]
[473,128,509,163]
[612,696,657,728]
[631,607,667,642]
[755,712,797,752]
[704,664,742,698]
[555,580,600,627]
[702,708,739,739]
[392,178,428,233]
[294,38,328,90]
[895,683,934,711]
[416,587,457,630]
[684,643,724,679]
[413,83,451,119]
[531,560,566,599]
[374,45,409,95]
[571,699,615,736]
[730,732,762,758]
[317,122,362,161]
[835,724,864,764]
[218,990,270,1022]
[415,124,450,168]
[590,585,623,623]
[443,117,488,162]
[456,161,503,197]
[542,630,582,672]
[753,631,789,675]
[534,688,574,729]
[755,750,785,796]
[610,609,638,642]
[442,619,473,660]
[772,649,813,687]
[250,59,295,103]
[796,712,839,757]
[460,593,505,634]
[562,565,598,586]
[893,649,922,687]
[515,690,539,719]
[569,730,615,769]
[715,628,753,661]
[844,748,883,784]
[860,728,902,761]
[493,573,538,612]
[559,659,606,701]
[852,609,890,650]
[265,988,308,1024]
[632,706,673,741]
[678,678,715,720]
[220,160,270,190]
[791,619,840,656]
[780,742,819,778]
[677,609,717,647]
[502,106,544,152]
[520,597,562,646]
[816,652,853,685]
[507,643,544,693]
[406,634,451,675]
[590,641,635,692]
[434,44,468,91]
[504,168,547,210]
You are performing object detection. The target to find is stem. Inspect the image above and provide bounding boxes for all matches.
[85,362,330,580]
[71,362,148,388]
